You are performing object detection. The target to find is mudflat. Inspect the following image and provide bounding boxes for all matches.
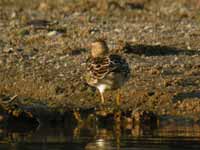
[0,0,199,119]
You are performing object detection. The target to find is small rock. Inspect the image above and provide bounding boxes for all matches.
[38,2,50,11]
[125,2,144,10]
[55,64,60,69]
[174,56,179,61]
[18,29,30,37]
[58,73,64,77]
[148,91,155,96]
[11,12,17,18]
[3,47,14,53]
[187,45,191,50]
[150,68,160,75]
[177,100,181,104]
[130,37,137,42]
[16,48,23,52]
[89,28,100,34]
[59,56,68,60]
[47,31,60,37]
[114,28,121,33]
[27,19,50,28]
[164,79,174,87]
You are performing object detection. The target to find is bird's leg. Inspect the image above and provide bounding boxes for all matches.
[115,89,121,123]
[116,89,121,107]
[73,109,83,123]
[100,92,105,104]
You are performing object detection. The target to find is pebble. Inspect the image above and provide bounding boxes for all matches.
[55,64,60,69]
[27,19,50,28]
[59,56,68,60]
[47,31,60,37]
[38,2,50,11]
[11,12,17,18]
[150,68,160,75]
[130,37,137,42]
[3,47,14,53]
[114,28,121,33]
[18,29,30,37]
[59,73,64,77]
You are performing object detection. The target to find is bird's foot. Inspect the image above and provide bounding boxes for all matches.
[95,103,113,117]
[73,108,83,123]
[114,110,121,123]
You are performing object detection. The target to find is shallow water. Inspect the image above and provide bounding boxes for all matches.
[0,118,200,150]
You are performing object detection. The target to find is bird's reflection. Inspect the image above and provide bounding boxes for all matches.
[0,112,200,150]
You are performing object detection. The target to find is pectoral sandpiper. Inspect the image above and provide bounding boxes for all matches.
[85,40,130,104]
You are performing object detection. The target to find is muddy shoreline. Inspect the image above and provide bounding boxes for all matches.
[0,0,199,121]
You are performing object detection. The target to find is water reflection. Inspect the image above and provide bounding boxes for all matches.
[0,116,200,150]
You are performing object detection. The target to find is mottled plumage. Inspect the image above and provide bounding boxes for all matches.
[87,54,129,86]
[85,40,130,103]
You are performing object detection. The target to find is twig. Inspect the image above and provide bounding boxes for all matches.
[0,95,18,104]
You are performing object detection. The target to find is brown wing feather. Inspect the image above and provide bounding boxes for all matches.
[87,57,109,79]
[87,54,130,80]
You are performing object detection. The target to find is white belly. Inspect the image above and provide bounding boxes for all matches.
[97,84,108,94]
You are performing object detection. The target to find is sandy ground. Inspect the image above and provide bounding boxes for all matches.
[0,0,199,120]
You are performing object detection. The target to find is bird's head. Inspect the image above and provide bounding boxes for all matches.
[90,40,109,58]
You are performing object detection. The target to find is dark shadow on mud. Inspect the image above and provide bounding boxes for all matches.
[173,91,200,102]
[108,1,145,12]
[0,113,39,133]
[67,48,87,56]
[125,2,144,10]
[123,43,200,56]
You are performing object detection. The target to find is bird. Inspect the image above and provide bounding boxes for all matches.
[85,40,130,104]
